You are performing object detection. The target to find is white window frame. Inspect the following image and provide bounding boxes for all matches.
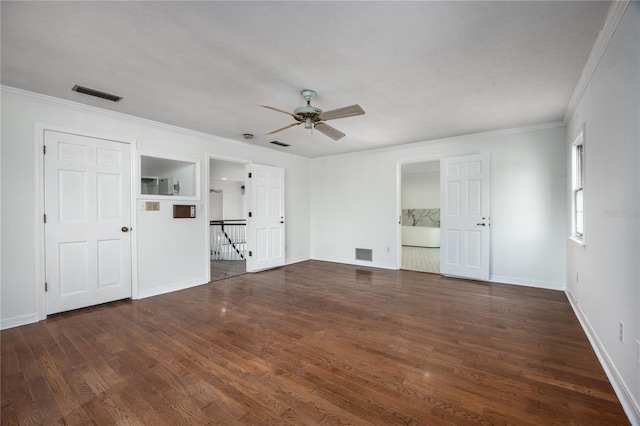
[570,124,585,246]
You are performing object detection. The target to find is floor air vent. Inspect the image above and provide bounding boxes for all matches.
[355,248,373,261]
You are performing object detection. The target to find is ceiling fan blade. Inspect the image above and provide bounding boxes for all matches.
[315,122,346,140]
[265,122,302,135]
[318,104,365,121]
[260,105,299,118]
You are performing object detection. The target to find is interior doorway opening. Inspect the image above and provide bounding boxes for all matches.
[209,158,247,281]
[401,161,440,274]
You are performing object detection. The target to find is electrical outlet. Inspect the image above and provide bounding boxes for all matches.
[576,272,579,283]
[636,340,640,364]
[619,322,624,342]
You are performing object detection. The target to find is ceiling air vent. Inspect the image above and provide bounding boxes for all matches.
[72,85,123,102]
[270,140,290,147]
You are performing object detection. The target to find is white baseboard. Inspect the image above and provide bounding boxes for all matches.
[566,293,640,425]
[136,278,210,300]
[286,256,311,266]
[310,255,397,270]
[1,312,40,330]
[490,274,565,291]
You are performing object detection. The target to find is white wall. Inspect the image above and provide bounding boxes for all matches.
[209,159,246,221]
[209,190,223,220]
[0,88,311,327]
[565,2,640,420]
[209,179,244,220]
[311,125,567,289]
[402,170,440,209]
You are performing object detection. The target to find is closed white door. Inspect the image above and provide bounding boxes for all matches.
[440,154,490,281]
[245,163,285,272]
[44,130,132,315]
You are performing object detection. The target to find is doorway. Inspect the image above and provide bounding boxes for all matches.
[400,161,440,274]
[209,158,247,281]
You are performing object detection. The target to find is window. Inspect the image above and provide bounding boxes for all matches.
[139,153,200,199]
[571,126,585,243]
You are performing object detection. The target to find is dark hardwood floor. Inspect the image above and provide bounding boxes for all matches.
[1,261,629,425]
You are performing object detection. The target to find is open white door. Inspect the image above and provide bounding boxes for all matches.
[440,154,490,281]
[44,130,132,314]
[245,163,285,272]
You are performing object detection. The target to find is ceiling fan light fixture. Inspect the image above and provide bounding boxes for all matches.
[261,89,365,140]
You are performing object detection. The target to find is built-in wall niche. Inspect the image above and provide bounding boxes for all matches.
[139,154,200,200]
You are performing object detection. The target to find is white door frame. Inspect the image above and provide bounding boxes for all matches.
[396,156,443,269]
[205,154,250,282]
[440,153,491,281]
[35,124,137,320]
[245,163,286,272]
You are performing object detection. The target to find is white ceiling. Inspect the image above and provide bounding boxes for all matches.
[1,1,609,158]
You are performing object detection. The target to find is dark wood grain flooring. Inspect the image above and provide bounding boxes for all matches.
[1,260,629,425]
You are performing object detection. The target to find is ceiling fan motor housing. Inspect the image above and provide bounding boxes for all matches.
[293,105,323,129]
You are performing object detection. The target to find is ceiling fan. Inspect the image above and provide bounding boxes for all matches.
[260,89,365,141]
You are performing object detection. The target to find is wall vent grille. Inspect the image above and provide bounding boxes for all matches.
[72,85,123,102]
[355,248,373,262]
[270,140,290,147]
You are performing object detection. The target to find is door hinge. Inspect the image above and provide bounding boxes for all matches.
[45,282,48,292]
[43,214,47,223]
[249,251,252,257]
[248,212,252,218]
[248,172,252,178]
[43,145,46,155]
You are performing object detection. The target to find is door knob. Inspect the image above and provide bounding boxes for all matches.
[476,223,486,226]
[121,227,130,232]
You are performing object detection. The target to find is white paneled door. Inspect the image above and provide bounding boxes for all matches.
[44,131,132,315]
[246,163,285,272]
[440,154,490,281]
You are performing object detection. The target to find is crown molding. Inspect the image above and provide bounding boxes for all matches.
[1,85,308,160]
[563,0,631,123]
[311,121,566,162]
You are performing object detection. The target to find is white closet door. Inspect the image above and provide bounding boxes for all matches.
[245,163,285,272]
[45,130,132,314]
[440,154,490,281]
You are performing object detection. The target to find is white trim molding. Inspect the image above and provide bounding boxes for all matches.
[563,1,631,123]
[312,122,565,163]
[137,278,209,300]
[567,293,640,425]
[285,256,312,266]
[310,255,397,271]
[0,313,40,330]
[1,85,306,160]
[489,275,565,291]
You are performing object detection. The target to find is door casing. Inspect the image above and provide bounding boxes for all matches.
[35,124,137,320]
[397,154,491,281]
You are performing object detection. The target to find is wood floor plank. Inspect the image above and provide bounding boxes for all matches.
[1,260,630,425]
[22,376,65,424]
